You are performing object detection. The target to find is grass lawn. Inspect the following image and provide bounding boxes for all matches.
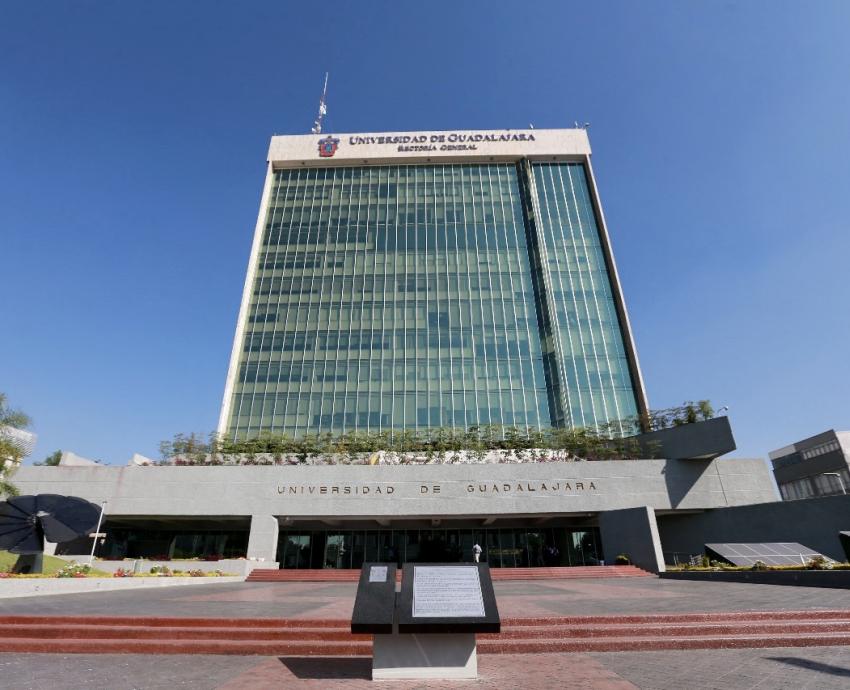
[0,550,110,576]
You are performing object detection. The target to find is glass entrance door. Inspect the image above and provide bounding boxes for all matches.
[277,526,603,568]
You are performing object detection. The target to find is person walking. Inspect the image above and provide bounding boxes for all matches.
[472,543,483,563]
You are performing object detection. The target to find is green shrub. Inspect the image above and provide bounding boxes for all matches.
[805,556,832,570]
[614,554,631,565]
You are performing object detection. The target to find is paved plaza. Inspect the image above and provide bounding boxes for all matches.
[1,647,850,690]
[2,577,849,688]
[1,576,849,620]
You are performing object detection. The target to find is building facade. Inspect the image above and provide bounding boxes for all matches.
[15,455,783,572]
[17,128,823,574]
[219,129,648,440]
[770,430,850,500]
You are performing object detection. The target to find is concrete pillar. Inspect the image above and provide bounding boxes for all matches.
[246,515,279,564]
[599,506,666,573]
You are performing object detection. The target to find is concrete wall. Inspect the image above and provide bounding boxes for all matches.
[599,506,665,573]
[661,570,850,589]
[13,457,777,521]
[632,416,736,461]
[246,515,279,563]
[657,493,850,563]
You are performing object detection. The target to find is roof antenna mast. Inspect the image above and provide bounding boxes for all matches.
[311,72,329,134]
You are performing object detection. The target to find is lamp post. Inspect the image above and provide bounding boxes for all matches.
[822,473,847,495]
[87,500,108,567]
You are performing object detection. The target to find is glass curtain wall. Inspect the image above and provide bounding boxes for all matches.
[228,164,549,438]
[531,163,639,432]
[226,160,641,439]
[90,528,249,560]
[277,527,602,569]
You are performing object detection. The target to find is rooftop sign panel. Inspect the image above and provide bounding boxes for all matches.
[268,128,591,166]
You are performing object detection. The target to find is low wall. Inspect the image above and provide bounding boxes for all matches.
[80,559,278,577]
[657,494,850,563]
[660,570,850,589]
[0,576,244,599]
[599,506,665,573]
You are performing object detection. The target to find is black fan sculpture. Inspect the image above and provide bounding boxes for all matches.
[0,494,101,573]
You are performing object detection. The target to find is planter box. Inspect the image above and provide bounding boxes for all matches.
[60,558,279,577]
[632,416,736,460]
[660,569,850,589]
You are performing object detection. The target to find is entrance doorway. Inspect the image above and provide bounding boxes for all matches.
[277,527,602,569]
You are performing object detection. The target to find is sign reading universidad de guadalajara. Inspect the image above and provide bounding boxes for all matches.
[317,131,539,157]
[271,128,590,165]
[276,479,600,498]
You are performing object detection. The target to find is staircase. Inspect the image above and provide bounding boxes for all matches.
[2,610,848,655]
[245,565,651,582]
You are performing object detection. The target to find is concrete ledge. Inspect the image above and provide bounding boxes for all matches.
[631,416,736,460]
[0,576,244,599]
[660,570,850,589]
[80,559,278,577]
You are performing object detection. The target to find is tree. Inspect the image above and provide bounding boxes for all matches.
[0,393,33,497]
[34,450,62,467]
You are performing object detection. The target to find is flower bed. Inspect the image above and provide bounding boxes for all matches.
[667,556,850,573]
[0,560,234,579]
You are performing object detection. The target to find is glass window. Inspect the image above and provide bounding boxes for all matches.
[228,162,640,440]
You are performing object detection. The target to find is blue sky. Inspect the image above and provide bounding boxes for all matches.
[2,2,849,464]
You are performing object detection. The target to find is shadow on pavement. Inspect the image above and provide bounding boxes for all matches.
[768,656,850,677]
[278,657,371,679]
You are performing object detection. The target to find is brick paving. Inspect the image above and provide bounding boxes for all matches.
[1,577,849,620]
[2,648,850,689]
[589,646,850,689]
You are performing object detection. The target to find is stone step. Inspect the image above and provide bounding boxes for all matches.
[501,610,850,625]
[4,619,849,642]
[0,637,372,656]
[0,615,344,629]
[482,620,850,639]
[3,610,847,632]
[476,632,850,654]
[2,631,849,655]
[0,624,372,642]
[4,611,849,656]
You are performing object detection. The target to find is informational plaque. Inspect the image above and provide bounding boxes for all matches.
[351,563,397,634]
[369,565,388,583]
[412,566,486,618]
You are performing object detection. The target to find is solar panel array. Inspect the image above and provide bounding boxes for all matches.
[704,542,830,567]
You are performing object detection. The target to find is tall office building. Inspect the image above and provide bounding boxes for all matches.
[219,129,648,440]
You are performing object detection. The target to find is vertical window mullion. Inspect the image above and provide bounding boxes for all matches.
[289,167,320,437]
[538,165,579,427]
[554,164,600,428]
[568,165,622,431]
[263,170,295,435]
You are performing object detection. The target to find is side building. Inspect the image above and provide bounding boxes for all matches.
[769,430,850,500]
